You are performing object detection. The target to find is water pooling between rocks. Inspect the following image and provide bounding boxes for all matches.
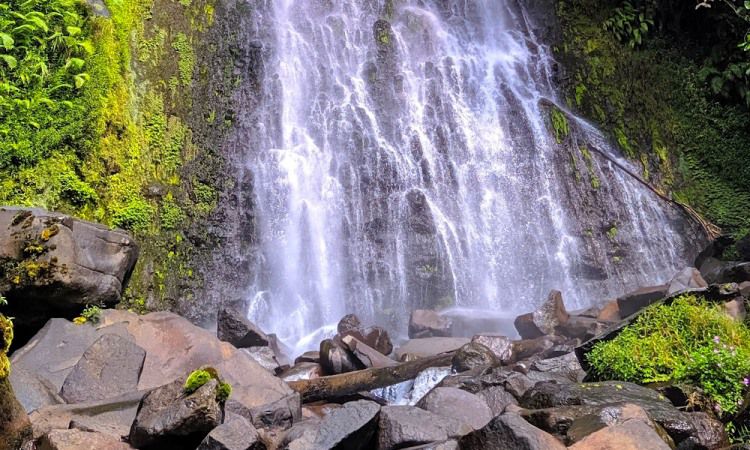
[238,0,706,353]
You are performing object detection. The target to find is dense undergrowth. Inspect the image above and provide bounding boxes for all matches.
[557,0,750,239]
[0,0,223,313]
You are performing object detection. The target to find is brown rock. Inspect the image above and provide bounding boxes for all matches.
[341,335,397,368]
[470,335,513,364]
[514,290,569,339]
[320,339,362,374]
[596,300,620,322]
[724,298,747,321]
[616,285,667,318]
[38,429,133,450]
[568,417,672,450]
[458,413,566,450]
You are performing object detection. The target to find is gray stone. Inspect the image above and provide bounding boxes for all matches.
[568,416,672,450]
[9,366,64,414]
[378,405,471,450]
[451,342,498,372]
[0,207,138,330]
[294,351,320,364]
[511,335,566,362]
[409,310,452,339]
[554,316,608,340]
[416,387,492,430]
[217,306,270,348]
[280,400,379,450]
[514,290,570,339]
[395,337,469,361]
[616,285,668,318]
[197,417,265,450]
[667,267,707,295]
[38,429,133,450]
[241,346,282,375]
[280,363,324,382]
[530,352,583,377]
[470,335,513,363]
[458,413,566,450]
[476,386,517,416]
[129,378,222,449]
[60,334,146,403]
[401,441,458,450]
[225,392,301,431]
[341,335,397,368]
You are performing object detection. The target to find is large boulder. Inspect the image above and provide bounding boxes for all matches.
[378,405,471,450]
[520,381,726,447]
[336,314,393,356]
[320,339,362,374]
[60,334,146,403]
[514,290,569,339]
[340,335,397,369]
[568,416,672,450]
[38,429,134,450]
[409,310,452,338]
[196,416,265,450]
[415,387,493,430]
[458,413,566,450]
[279,400,379,450]
[451,342,498,372]
[129,378,223,449]
[667,267,707,295]
[0,208,138,334]
[217,307,270,349]
[616,285,667,318]
[470,335,513,363]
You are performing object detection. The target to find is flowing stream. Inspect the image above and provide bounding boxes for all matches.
[240,0,703,353]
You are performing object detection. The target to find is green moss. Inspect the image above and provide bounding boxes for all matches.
[0,315,13,379]
[184,367,232,402]
[172,32,194,87]
[217,382,231,402]
[550,106,570,143]
[587,295,750,415]
[606,225,618,241]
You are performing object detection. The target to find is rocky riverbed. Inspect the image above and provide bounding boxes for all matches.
[2,208,749,449]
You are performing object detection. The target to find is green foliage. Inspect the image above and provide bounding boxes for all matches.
[160,196,185,230]
[172,32,194,87]
[184,368,231,402]
[112,197,154,232]
[80,304,101,323]
[183,369,211,394]
[603,1,654,48]
[0,314,13,379]
[0,295,6,306]
[587,295,750,415]
[549,106,570,143]
[0,0,94,169]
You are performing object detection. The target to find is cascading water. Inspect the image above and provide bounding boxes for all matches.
[242,0,704,353]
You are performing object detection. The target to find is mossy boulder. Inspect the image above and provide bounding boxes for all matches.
[0,315,32,450]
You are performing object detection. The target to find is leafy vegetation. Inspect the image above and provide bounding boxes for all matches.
[73,304,101,325]
[184,367,232,402]
[587,295,750,415]
[603,1,654,48]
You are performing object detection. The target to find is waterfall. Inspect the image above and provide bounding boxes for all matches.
[241,0,704,353]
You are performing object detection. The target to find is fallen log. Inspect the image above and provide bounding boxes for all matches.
[288,352,454,403]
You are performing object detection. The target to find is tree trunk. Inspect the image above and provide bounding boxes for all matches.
[287,352,454,403]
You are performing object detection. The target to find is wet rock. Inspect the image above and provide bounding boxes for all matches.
[409,310,452,338]
[724,298,747,321]
[196,416,264,450]
[225,393,301,431]
[519,381,724,447]
[241,347,282,375]
[342,326,394,356]
[337,314,362,334]
[129,378,222,449]
[514,290,570,339]
[60,334,146,403]
[476,386,518,416]
[38,429,133,450]
[395,337,469,361]
[451,342,498,372]
[29,390,144,441]
[280,400,379,450]
[596,300,620,322]
[555,316,608,340]
[293,351,320,364]
[0,208,139,334]
[470,335,513,363]
[458,413,566,450]
[568,416,672,450]
[217,306,270,348]
[341,335,397,368]
[565,403,670,444]
[667,267,708,295]
[530,352,583,377]
[320,339,362,374]
[378,405,471,450]
[705,262,750,284]
[617,285,668,318]
[415,387,493,430]
[511,335,566,362]
[280,363,324,382]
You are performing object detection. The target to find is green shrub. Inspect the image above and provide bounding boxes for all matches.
[603,1,654,49]
[112,197,154,232]
[183,367,232,402]
[217,382,231,402]
[587,295,750,415]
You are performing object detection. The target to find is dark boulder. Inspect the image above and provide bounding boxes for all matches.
[409,310,452,338]
[554,316,608,341]
[568,415,673,450]
[320,339,362,374]
[294,351,320,364]
[458,413,566,450]
[616,285,667,318]
[60,334,146,403]
[378,405,471,450]
[476,386,518,416]
[335,313,393,356]
[511,335,566,362]
[451,342,498,372]
[196,416,265,450]
[217,306,270,348]
[470,335,513,364]
[0,208,138,340]
[341,335,397,368]
[279,400,379,450]
[337,314,362,334]
[129,378,223,449]
[514,290,570,339]
[415,387,493,430]
[667,267,707,295]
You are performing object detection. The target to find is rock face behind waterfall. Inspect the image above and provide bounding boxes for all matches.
[234,0,707,346]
